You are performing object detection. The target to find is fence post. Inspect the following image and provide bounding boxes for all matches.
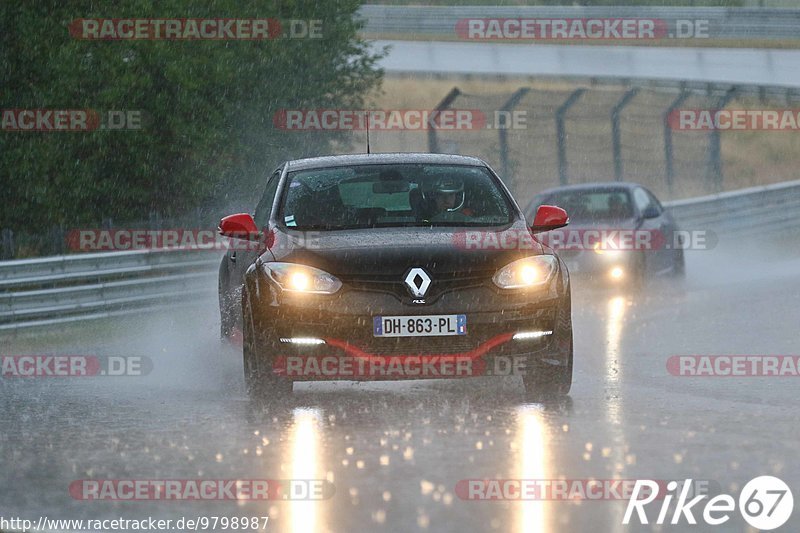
[556,88,586,186]
[50,225,65,256]
[663,89,690,196]
[1,229,13,260]
[498,87,530,183]
[428,87,461,154]
[707,86,737,192]
[611,87,639,182]
[148,210,162,230]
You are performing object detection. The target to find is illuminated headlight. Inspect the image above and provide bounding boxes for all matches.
[593,242,622,258]
[262,262,342,294]
[492,255,557,289]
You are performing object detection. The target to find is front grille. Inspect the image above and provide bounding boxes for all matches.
[339,271,490,300]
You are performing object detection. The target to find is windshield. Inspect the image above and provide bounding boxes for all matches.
[277,163,514,230]
[535,190,634,223]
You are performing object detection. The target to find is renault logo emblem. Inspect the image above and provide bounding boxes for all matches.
[404,268,431,298]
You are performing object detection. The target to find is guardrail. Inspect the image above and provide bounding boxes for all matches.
[1,179,798,333]
[664,178,800,236]
[0,249,221,333]
[360,5,800,41]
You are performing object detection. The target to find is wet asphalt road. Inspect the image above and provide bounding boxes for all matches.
[2,243,800,533]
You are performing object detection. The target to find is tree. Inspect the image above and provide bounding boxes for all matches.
[0,0,384,238]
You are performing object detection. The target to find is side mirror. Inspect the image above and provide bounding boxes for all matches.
[219,213,261,240]
[642,205,660,219]
[531,205,569,233]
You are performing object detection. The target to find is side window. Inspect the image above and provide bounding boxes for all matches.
[645,189,664,215]
[633,188,653,214]
[253,170,282,227]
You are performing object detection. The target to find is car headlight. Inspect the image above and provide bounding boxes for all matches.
[492,255,557,289]
[593,242,622,258]
[262,262,342,294]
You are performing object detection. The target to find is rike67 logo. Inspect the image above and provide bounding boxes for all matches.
[624,476,793,530]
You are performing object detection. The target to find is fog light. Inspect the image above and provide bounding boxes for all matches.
[279,337,326,345]
[512,330,553,341]
[610,266,624,280]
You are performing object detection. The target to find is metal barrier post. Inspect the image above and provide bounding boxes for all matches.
[498,87,530,182]
[50,225,65,256]
[428,87,461,153]
[707,86,737,192]
[663,89,690,196]
[556,88,586,186]
[611,87,639,182]
[1,229,13,260]
[149,210,162,230]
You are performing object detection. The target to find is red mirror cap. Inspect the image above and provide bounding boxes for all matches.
[531,205,569,232]
[218,213,259,238]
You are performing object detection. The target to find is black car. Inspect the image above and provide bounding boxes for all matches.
[218,153,573,400]
[526,182,685,285]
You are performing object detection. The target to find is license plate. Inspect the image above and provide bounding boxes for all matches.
[373,314,467,337]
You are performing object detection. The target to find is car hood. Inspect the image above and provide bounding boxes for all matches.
[262,222,543,277]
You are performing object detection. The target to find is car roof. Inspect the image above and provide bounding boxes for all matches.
[535,182,645,197]
[283,152,489,171]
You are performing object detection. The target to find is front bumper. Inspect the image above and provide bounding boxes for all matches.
[245,270,569,381]
[557,249,638,282]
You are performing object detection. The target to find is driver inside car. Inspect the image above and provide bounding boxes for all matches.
[418,176,475,221]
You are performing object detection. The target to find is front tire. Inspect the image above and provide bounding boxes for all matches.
[672,248,686,279]
[629,252,646,291]
[523,288,573,399]
[523,340,573,400]
[242,292,292,401]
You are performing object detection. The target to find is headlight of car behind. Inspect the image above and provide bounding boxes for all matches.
[492,255,557,289]
[262,262,342,294]
[592,242,622,258]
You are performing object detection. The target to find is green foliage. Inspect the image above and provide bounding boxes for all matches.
[0,0,384,232]
[371,0,744,5]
